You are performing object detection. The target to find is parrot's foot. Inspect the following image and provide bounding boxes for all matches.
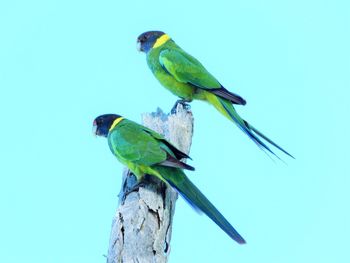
[120,173,167,203]
[171,99,191,114]
[121,173,153,199]
[123,181,147,196]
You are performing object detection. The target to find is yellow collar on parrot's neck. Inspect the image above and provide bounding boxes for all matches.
[109,117,124,132]
[153,34,170,48]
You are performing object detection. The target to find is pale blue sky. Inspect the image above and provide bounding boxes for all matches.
[0,0,349,262]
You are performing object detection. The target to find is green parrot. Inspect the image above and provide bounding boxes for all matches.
[93,114,246,244]
[137,31,293,159]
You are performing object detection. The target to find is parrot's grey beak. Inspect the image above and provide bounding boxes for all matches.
[136,40,142,52]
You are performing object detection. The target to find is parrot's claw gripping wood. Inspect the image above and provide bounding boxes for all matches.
[171,99,191,114]
[120,173,163,203]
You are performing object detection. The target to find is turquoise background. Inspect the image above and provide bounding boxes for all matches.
[0,0,349,262]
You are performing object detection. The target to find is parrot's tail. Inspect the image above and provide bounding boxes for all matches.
[206,93,294,159]
[153,166,246,244]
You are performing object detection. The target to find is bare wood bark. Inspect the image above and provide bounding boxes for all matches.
[106,104,194,263]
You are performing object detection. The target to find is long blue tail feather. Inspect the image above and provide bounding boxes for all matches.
[219,99,293,159]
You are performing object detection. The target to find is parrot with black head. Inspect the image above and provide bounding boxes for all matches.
[137,31,294,159]
[93,114,246,244]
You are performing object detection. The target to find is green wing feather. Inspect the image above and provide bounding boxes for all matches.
[108,121,167,166]
[108,120,194,169]
[141,126,191,160]
[159,49,221,88]
[154,166,246,244]
[159,49,246,105]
